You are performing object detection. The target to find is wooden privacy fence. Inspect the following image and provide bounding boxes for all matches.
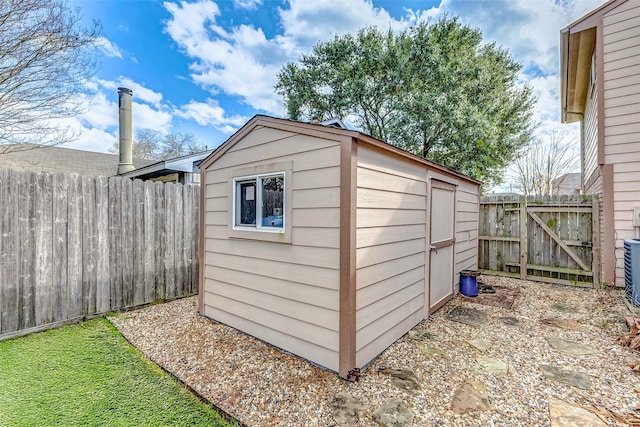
[0,169,200,339]
[479,195,598,287]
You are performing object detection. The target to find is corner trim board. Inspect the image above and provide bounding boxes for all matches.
[338,136,357,379]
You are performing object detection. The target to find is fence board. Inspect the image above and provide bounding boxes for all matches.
[0,170,200,339]
[132,179,144,306]
[108,176,123,311]
[82,176,97,315]
[52,173,69,322]
[174,184,185,296]
[144,181,155,304]
[0,170,18,333]
[19,171,36,330]
[96,176,110,313]
[121,178,134,308]
[154,182,165,300]
[34,172,53,325]
[67,174,83,317]
[164,182,176,299]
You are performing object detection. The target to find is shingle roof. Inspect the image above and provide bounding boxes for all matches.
[0,145,155,177]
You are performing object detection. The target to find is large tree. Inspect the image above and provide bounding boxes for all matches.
[0,0,100,152]
[110,129,205,161]
[275,17,536,186]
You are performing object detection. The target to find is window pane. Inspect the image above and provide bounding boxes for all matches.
[261,175,284,228]
[239,181,256,226]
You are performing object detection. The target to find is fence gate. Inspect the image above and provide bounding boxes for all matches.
[478,195,599,287]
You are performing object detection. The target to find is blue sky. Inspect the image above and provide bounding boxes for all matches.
[65,0,605,182]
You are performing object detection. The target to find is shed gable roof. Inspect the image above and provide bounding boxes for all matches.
[200,115,481,185]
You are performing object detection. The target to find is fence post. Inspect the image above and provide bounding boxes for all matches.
[519,198,527,280]
[592,196,601,288]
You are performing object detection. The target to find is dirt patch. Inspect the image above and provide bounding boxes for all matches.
[463,285,520,309]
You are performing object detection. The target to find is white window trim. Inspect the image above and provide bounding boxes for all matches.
[232,171,286,233]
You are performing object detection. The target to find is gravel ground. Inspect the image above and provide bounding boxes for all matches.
[109,276,640,426]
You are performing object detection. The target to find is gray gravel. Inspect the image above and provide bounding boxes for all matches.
[109,276,640,426]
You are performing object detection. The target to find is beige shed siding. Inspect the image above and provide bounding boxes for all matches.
[202,126,343,371]
[355,145,427,368]
[583,83,599,184]
[604,1,640,285]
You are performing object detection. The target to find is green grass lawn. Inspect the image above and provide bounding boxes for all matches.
[0,318,233,427]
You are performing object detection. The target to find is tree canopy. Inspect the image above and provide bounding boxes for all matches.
[110,129,205,161]
[275,17,536,186]
[0,0,100,151]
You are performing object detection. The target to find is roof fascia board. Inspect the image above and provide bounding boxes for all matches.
[199,115,359,170]
[201,114,480,186]
[560,28,570,123]
[121,162,167,177]
[563,0,624,32]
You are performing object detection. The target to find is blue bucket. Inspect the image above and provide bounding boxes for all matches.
[460,270,478,297]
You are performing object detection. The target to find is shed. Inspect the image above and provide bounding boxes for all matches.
[199,115,480,378]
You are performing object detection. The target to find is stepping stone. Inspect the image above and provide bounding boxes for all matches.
[451,380,491,414]
[548,397,606,427]
[330,392,368,427]
[551,303,578,313]
[499,316,520,326]
[372,399,414,427]
[541,318,583,331]
[379,368,421,393]
[546,338,598,355]
[447,306,487,327]
[467,338,492,352]
[408,330,439,341]
[472,356,508,375]
[539,365,592,390]
[416,343,449,358]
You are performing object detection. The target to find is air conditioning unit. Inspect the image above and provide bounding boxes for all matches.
[624,239,640,306]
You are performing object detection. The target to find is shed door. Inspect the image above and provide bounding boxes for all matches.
[429,180,456,313]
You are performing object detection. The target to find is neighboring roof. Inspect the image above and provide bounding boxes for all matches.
[560,0,627,123]
[552,172,582,195]
[120,149,214,181]
[200,115,482,185]
[0,144,155,177]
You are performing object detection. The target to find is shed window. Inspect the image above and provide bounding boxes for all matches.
[234,173,284,231]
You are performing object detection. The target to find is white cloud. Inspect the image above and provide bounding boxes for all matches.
[176,98,247,129]
[132,101,173,133]
[77,91,117,131]
[59,78,177,152]
[63,126,118,153]
[163,0,430,115]
[95,37,123,58]
[234,0,262,10]
[118,78,164,108]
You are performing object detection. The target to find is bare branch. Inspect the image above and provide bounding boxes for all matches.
[0,0,101,149]
[109,129,205,161]
[510,131,579,196]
